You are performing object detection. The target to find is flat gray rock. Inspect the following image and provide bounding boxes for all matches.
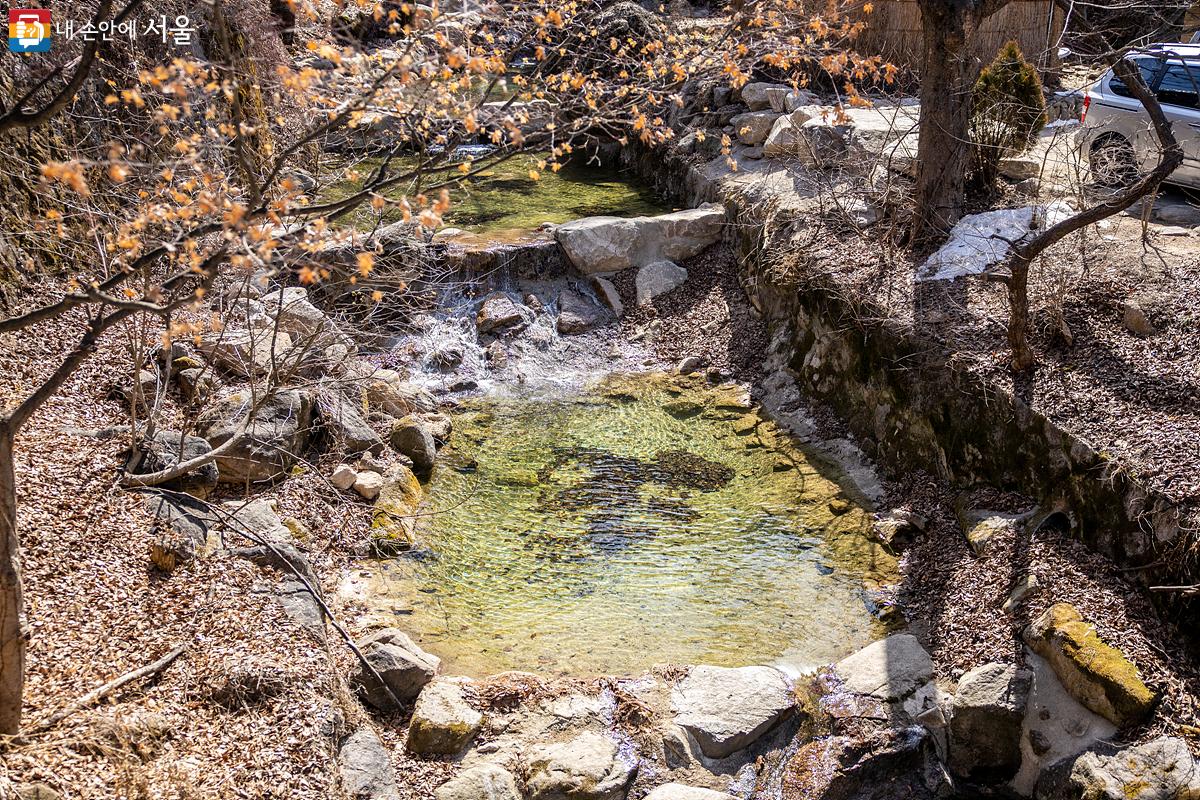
[644,784,735,800]
[524,732,635,800]
[833,634,932,701]
[435,764,521,800]
[671,665,793,759]
[339,727,400,800]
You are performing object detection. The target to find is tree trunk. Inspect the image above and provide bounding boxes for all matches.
[1006,256,1035,370]
[0,423,23,734]
[912,0,980,247]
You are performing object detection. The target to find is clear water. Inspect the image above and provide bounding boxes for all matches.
[362,374,897,678]
[328,153,671,241]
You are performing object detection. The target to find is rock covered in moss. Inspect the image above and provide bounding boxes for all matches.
[406,678,482,755]
[370,463,423,555]
[1034,736,1196,800]
[352,628,440,710]
[1023,603,1156,727]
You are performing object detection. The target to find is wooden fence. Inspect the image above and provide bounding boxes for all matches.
[845,0,1065,76]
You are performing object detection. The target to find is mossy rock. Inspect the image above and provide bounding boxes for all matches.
[1023,603,1156,727]
[370,464,424,552]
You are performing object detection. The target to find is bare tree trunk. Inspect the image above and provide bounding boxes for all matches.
[912,0,978,246]
[1006,256,1035,370]
[0,423,23,735]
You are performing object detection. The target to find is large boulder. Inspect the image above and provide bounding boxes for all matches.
[406,678,483,755]
[762,111,850,167]
[197,389,314,484]
[671,665,793,759]
[1023,604,1156,727]
[947,662,1032,782]
[635,260,689,306]
[315,389,384,455]
[351,628,440,710]
[390,416,437,477]
[556,205,724,275]
[435,765,521,800]
[730,111,779,146]
[1035,737,1196,800]
[132,430,219,498]
[524,732,636,800]
[197,327,296,378]
[261,286,355,353]
[339,727,401,800]
[741,82,789,111]
[1012,651,1117,797]
[833,634,933,701]
[342,361,437,416]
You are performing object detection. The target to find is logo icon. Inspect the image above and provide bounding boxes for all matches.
[8,9,50,53]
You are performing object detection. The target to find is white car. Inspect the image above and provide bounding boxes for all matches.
[1077,44,1200,187]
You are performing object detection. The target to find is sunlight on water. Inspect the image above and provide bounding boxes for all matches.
[363,374,897,677]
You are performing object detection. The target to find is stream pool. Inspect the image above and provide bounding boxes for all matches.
[360,374,897,678]
[329,152,672,242]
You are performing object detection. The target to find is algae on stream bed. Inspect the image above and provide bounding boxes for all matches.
[362,374,897,677]
[328,153,671,241]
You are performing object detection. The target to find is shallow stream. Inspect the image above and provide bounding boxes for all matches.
[360,374,897,677]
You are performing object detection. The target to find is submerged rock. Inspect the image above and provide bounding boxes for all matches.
[671,665,793,759]
[351,628,440,710]
[524,732,635,800]
[406,678,483,755]
[1023,603,1155,727]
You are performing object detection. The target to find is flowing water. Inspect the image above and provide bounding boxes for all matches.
[359,373,898,678]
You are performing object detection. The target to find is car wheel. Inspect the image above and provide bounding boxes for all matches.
[1090,135,1138,188]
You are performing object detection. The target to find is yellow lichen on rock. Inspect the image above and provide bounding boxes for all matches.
[1024,603,1156,727]
[370,463,424,555]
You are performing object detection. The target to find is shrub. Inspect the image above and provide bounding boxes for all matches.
[970,41,1047,188]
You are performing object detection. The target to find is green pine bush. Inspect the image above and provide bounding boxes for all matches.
[970,41,1048,188]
